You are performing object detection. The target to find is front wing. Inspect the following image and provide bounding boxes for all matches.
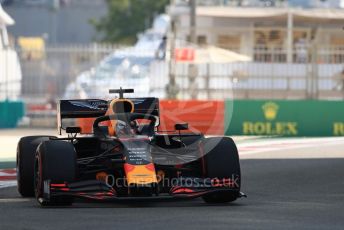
[42,178,245,202]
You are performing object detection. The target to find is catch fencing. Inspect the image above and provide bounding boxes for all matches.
[1,43,344,127]
[10,44,344,102]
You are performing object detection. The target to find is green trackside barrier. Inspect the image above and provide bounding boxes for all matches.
[225,100,344,137]
[0,100,25,128]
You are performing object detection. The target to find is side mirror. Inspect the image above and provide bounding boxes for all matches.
[175,123,188,131]
[66,126,81,134]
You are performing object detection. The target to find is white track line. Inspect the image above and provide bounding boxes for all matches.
[0,181,17,189]
[237,137,344,155]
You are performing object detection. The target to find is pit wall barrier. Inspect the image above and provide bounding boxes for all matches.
[0,100,25,128]
[225,100,344,137]
[159,100,224,135]
[77,100,344,137]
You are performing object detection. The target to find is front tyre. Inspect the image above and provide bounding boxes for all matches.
[35,140,77,206]
[201,137,241,203]
[17,136,56,197]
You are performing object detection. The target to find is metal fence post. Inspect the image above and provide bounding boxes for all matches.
[310,43,319,99]
[167,20,179,99]
[306,44,313,99]
[188,64,198,99]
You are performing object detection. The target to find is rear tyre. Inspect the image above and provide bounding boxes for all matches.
[35,140,77,206]
[17,136,56,197]
[201,137,241,203]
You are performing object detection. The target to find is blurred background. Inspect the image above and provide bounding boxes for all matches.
[0,0,343,136]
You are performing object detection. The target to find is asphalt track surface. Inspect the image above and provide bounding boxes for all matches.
[1,140,344,229]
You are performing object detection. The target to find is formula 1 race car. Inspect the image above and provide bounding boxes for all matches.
[17,88,245,206]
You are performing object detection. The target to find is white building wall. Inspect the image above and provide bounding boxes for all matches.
[312,0,344,8]
[0,8,22,100]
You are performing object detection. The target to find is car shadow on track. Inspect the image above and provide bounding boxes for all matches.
[41,199,247,209]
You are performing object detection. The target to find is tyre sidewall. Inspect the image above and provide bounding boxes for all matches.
[17,136,55,197]
[201,137,241,203]
[35,140,77,206]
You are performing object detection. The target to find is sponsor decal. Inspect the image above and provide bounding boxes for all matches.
[70,100,105,110]
[96,172,108,182]
[242,102,298,135]
[262,102,279,120]
[131,99,145,105]
[333,122,344,135]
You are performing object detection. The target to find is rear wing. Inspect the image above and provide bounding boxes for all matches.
[57,98,160,134]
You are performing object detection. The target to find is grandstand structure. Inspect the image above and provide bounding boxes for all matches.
[168,2,344,62]
[164,1,344,100]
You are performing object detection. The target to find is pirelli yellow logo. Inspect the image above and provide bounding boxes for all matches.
[242,102,298,135]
